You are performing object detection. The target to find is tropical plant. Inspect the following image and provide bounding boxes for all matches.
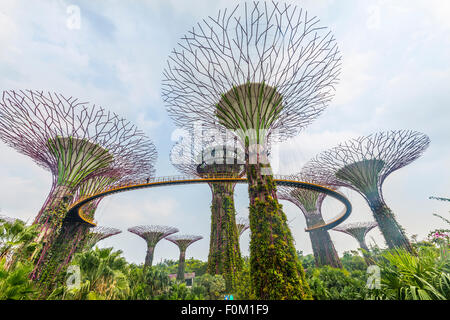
[48,247,130,300]
[306,266,367,300]
[193,273,226,300]
[0,220,39,266]
[156,282,204,300]
[0,258,37,300]
[233,257,256,300]
[341,251,368,272]
[368,247,450,300]
[155,258,208,277]
[127,264,170,299]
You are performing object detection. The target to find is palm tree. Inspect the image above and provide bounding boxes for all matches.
[369,247,450,300]
[50,247,130,300]
[0,220,39,268]
[0,258,37,300]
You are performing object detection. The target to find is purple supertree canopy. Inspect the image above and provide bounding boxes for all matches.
[0,90,157,221]
[128,225,179,247]
[303,130,430,203]
[162,1,341,146]
[165,234,203,251]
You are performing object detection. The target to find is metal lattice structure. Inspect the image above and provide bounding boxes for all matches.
[278,171,342,268]
[84,226,122,249]
[305,130,430,252]
[128,225,179,267]
[162,1,341,146]
[429,196,450,202]
[0,90,157,281]
[236,217,250,238]
[0,90,157,221]
[166,234,203,280]
[333,221,378,248]
[170,132,245,179]
[333,221,378,265]
[162,2,341,299]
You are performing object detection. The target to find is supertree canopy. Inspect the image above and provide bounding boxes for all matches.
[55,226,122,274]
[128,225,179,268]
[171,134,245,291]
[0,90,157,283]
[166,234,203,281]
[333,221,378,265]
[305,130,430,252]
[82,226,122,249]
[0,214,20,225]
[236,217,250,238]
[277,171,342,268]
[162,1,340,300]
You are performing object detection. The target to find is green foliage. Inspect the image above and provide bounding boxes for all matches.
[368,247,450,300]
[193,273,226,300]
[341,251,368,272]
[306,265,367,300]
[156,282,204,300]
[155,258,208,277]
[0,258,37,300]
[48,247,130,300]
[0,219,39,263]
[233,257,256,299]
[296,251,316,271]
[248,165,311,300]
[127,264,170,299]
[207,184,242,292]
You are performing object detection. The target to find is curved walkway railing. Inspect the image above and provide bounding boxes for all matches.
[69,174,352,232]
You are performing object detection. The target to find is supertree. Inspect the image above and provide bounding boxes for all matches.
[236,217,250,239]
[128,225,179,268]
[82,226,122,249]
[56,225,122,272]
[165,234,203,281]
[0,90,157,283]
[162,1,340,299]
[0,214,20,224]
[170,134,245,291]
[305,130,430,252]
[332,221,378,265]
[278,171,342,268]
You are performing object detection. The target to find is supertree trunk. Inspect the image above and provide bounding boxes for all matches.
[145,245,155,268]
[247,161,311,300]
[305,215,342,268]
[207,182,242,292]
[35,219,88,295]
[166,234,202,282]
[177,249,187,281]
[368,196,413,253]
[358,240,374,265]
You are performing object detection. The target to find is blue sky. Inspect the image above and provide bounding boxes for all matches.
[0,0,449,265]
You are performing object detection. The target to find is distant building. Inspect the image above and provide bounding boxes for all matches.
[168,272,196,287]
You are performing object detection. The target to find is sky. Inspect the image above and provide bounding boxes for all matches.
[0,0,449,266]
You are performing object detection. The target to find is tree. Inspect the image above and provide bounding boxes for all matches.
[162,1,340,300]
[305,130,430,252]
